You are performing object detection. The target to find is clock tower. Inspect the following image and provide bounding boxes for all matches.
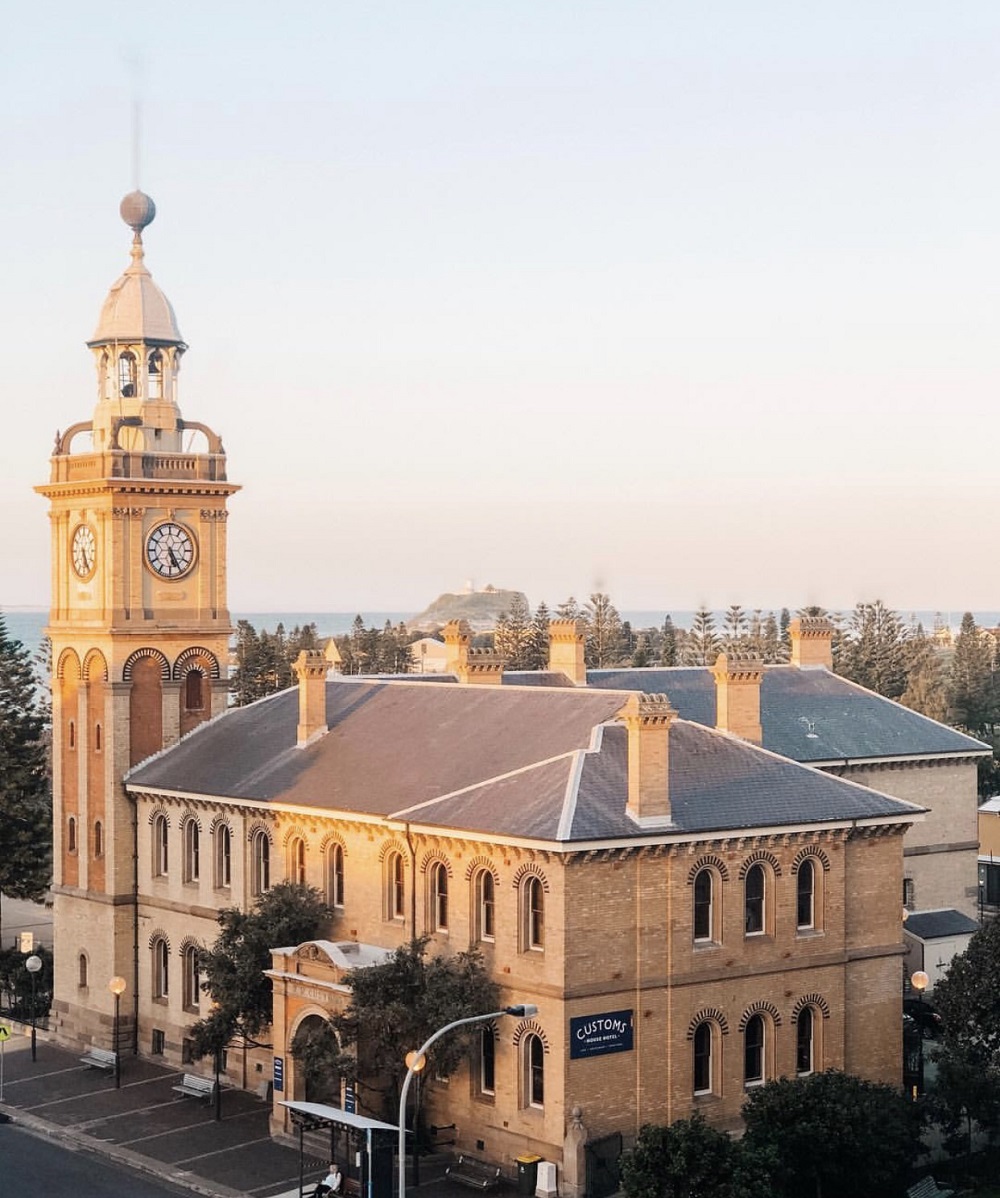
[37,193,239,1049]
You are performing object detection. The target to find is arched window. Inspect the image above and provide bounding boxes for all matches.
[385,851,405,921]
[693,869,715,943]
[797,859,815,930]
[184,670,205,711]
[797,1007,815,1075]
[289,836,306,886]
[78,953,89,989]
[475,869,495,942]
[67,816,77,854]
[184,821,200,883]
[524,1033,544,1108]
[94,821,104,858]
[430,862,449,932]
[215,823,232,889]
[183,944,201,1012]
[94,723,102,752]
[152,938,169,999]
[328,843,345,908]
[745,864,765,935]
[693,1021,714,1095]
[522,876,544,951]
[148,350,162,398]
[478,1026,496,1097]
[744,1014,765,1085]
[152,814,168,877]
[118,351,137,397]
[251,829,270,897]
[69,721,75,749]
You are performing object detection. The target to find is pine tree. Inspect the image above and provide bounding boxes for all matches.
[684,607,719,666]
[0,612,52,934]
[555,596,580,620]
[722,604,748,650]
[900,631,948,723]
[495,594,533,669]
[837,600,910,699]
[659,615,678,666]
[584,593,623,668]
[526,601,550,672]
[948,613,999,735]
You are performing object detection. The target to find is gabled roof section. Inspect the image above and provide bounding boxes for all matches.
[127,677,922,846]
[587,666,988,763]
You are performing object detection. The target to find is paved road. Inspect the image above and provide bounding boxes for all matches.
[1,1121,194,1197]
[0,893,53,953]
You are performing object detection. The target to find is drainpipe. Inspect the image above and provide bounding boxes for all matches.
[131,789,139,1054]
[404,823,417,941]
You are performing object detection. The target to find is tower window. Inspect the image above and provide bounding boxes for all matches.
[148,350,162,399]
[69,721,75,750]
[67,816,77,854]
[94,821,104,858]
[118,351,138,398]
[78,953,89,989]
[184,670,205,711]
[94,723,102,752]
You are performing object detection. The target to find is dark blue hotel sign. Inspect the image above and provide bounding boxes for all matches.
[570,1009,634,1060]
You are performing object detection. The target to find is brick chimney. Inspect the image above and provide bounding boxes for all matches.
[712,652,763,744]
[463,648,505,686]
[789,616,834,670]
[443,620,471,677]
[619,693,676,826]
[293,649,329,747]
[548,619,587,685]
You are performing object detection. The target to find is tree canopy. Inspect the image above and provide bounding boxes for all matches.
[0,611,51,925]
[190,881,331,1057]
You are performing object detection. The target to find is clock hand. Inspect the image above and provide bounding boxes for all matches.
[168,548,180,569]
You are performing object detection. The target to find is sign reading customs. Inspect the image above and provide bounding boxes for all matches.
[273,1056,284,1092]
[569,1009,634,1060]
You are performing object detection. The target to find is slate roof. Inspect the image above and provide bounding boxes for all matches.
[902,909,981,940]
[587,666,988,763]
[126,677,921,845]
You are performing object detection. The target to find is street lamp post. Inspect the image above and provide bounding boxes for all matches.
[404,1050,426,1188]
[911,969,930,1097]
[25,955,42,1063]
[109,976,127,1088]
[397,1005,538,1198]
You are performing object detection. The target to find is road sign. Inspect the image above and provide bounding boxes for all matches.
[0,1025,10,1042]
[19,932,33,953]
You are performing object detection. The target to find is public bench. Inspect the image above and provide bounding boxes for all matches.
[445,1155,503,1191]
[907,1178,955,1198]
[171,1073,217,1101]
[80,1046,117,1072]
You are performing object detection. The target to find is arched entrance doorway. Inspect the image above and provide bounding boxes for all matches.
[291,1013,344,1107]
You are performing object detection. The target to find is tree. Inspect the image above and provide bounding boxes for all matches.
[0,611,51,939]
[495,594,533,669]
[584,593,624,668]
[899,631,948,723]
[932,915,1000,1137]
[722,604,748,650]
[947,613,998,736]
[555,596,580,620]
[683,607,719,666]
[526,601,550,672]
[837,600,910,699]
[660,615,678,666]
[620,1115,741,1198]
[741,1070,923,1198]
[190,881,331,1058]
[305,937,499,1118]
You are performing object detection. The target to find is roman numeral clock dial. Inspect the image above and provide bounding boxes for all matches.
[71,524,97,578]
[145,521,196,579]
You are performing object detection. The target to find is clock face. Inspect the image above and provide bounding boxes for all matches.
[71,524,97,578]
[145,521,196,579]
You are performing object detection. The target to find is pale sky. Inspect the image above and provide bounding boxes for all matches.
[4,1,1000,613]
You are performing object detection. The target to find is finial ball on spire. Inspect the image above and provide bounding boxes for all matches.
[120,190,156,235]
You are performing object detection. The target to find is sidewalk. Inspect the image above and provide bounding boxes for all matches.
[0,1031,483,1198]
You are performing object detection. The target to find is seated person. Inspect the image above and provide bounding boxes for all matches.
[313,1162,343,1197]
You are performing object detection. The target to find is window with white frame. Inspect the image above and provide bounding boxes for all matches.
[522,875,544,951]
[328,843,345,908]
[250,829,270,897]
[744,864,765,935]
[385,851,405,921]
[152,814,168,877]
[693,1021,714,1095]
[693,868,716,943]
[215,823,232,889]
[430,862,449,932]
[796,859,815,930]
[289,836,306,886]
[796,1007,815,1075]
[744,1014,765,1085]
[184,820,200,883]
[475,868,495,943]
[478,1026,496,1097]
[523,1033,544,1108]
[182,944,201,1012]
[152,937,169,999]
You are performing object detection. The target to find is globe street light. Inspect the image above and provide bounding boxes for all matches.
[109,976,127,1088]
[911,969,930,1097]
[25,955,42,1063]
[397,1005,539,1198]
[404,1050,427,1187]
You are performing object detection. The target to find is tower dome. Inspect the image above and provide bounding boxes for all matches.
[88,191,185,348]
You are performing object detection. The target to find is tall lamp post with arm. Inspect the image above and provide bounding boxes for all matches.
[398,1005,538,1198]
[109,976,126,1088]
[910,969,930,1096]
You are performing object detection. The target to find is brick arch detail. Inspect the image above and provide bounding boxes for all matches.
[320,832,348,856]
[56,647,82,681]
[465,855,500,883]
[148,929,171,952]
[247,821,274,846]
[512,1020,550,1051]
[738,1001,782,1031]
[123,647,170,682]
[511,863,550,892]
[208,814,232,835]
[378,839,408,864]
[686,1008,731,1039]
[687,855,730,885]
[792,847,831,874]
[738,850,782,880]
[172,647,221,680]
[420,852,453,877]
[147,806,171,828]
[282,824,310,849]
[791,994,831,1022]
[180,812,204,833]
[178,935,202,956]
[82,648,109,681]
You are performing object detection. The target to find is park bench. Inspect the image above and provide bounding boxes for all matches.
[445,1155,503,1191]
[80,1046,117,1072]
[171,1073,217,1101]
[907,1178,955,1198]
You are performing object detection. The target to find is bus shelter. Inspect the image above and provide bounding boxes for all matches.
[281,1101,398,1198]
